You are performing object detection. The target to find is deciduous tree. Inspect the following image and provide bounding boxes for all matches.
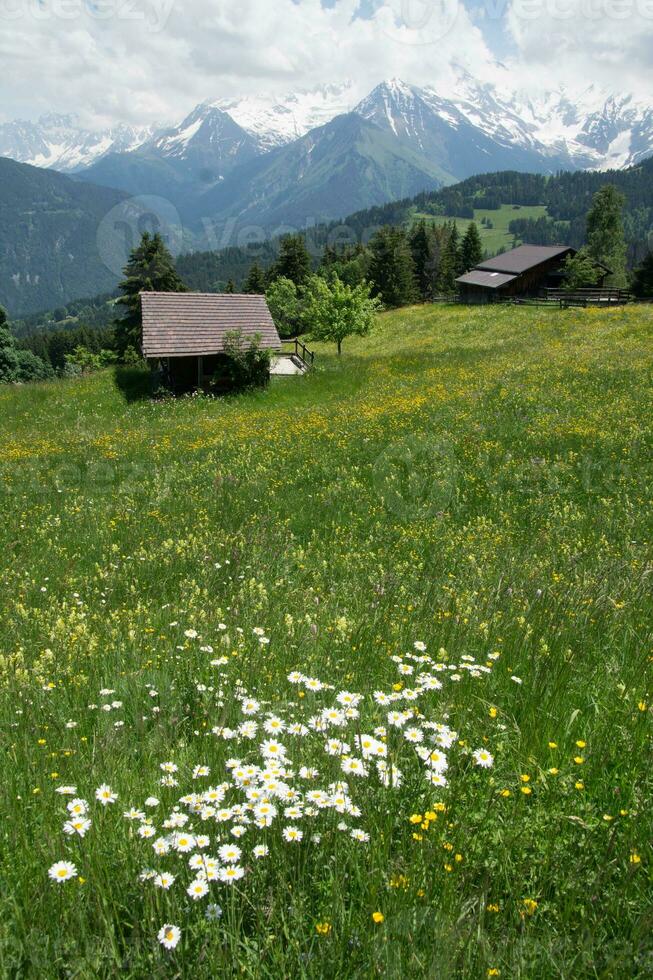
[586,185,627,287]
[266,277,305,338]
[562,249,603,291]
[304,275,381,355]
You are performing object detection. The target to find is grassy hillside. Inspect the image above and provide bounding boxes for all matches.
[411,204,552,254]
[1,305,651,978]
[339,160,653,261]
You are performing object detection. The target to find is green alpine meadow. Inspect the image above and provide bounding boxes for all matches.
[0,303,651,978]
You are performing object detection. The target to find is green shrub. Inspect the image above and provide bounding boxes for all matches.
[0,307,52,383]
[220,330,271,391]
[122,345,144,367]
[64,346,117,374]
[15,349,54,382]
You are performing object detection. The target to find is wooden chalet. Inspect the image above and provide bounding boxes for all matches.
[141,292,282,392]
[456,245,609,303]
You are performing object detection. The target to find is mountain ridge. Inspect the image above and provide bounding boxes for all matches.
[4,74,652,178]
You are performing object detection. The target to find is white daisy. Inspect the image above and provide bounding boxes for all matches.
[282,826,303,843]
[63,818,91,838]
[187,878,209,901]
[48,861,77,883]
[95,784,117,806]
[154,872,176,890]
[218,865,245,884]
[158,924,181,950]
[218,843,242,864]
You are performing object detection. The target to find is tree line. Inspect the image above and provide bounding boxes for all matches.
[243,220,482,311]
[3,177,652,385]
[98,220,480,359]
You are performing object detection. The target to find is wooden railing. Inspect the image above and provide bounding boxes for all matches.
[545,288,631,307]
[283,338,315,368]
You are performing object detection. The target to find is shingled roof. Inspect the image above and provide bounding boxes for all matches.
[456,270,518,290]
[475,245,574,276]
[141,292,282,358]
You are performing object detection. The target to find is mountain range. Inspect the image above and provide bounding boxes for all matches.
[0,114,152,174]
[1,72,652,315]
[4,75,652,181]
[78,77,653,238]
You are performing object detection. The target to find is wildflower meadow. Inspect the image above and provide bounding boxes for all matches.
[0,303,651,978]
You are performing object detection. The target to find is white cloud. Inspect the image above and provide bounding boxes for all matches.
[0,0,647,129]
[504,0,653,98]
[0,0,496,127]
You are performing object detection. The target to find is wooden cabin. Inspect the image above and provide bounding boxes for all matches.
[141,292,282,393]
[456,245,609,303]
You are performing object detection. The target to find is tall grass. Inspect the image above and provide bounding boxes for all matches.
[0,304,651,978]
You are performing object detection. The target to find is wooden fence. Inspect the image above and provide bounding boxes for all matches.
[545,288,631,307]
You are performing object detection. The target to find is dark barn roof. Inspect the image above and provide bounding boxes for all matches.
[475,245,575,276]
[456,270,518,290]
[141,292,282,358]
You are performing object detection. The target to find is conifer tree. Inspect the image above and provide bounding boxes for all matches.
[270,235,312,286]
[321,244,339,270]
[225,279,236,294]
[460,222,483,273]
[115,232,187,354]
[368,227,417,308]
[243,262,267,294]
[409,221,434,301]
[437,223,462,294]
[633,251,653,297]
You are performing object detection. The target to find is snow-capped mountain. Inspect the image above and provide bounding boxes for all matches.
[212,82,358,151]
[140,103,261,180]
[207,74,653,173]
[3,76,651,184]
[512,87,653,169]
[354,76,653,174]
[3,75,652,219]
[0,113,153,173]
[188,110,451,231]
[354,79,558,181]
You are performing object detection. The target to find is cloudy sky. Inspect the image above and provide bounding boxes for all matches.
[1,0,651,127]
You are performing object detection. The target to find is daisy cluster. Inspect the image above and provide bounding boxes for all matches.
[48,640,497,951]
